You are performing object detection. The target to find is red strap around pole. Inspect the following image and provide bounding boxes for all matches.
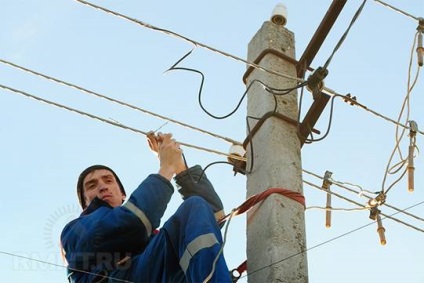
[223,187,305,222]
[226,187,306,282]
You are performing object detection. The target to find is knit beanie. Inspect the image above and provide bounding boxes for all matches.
[76,165,126,209]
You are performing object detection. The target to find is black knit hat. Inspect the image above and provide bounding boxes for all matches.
[76,165,126,209]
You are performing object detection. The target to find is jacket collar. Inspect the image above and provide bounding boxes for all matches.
[80,197,113,216]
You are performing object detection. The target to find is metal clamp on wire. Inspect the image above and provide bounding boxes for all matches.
[367,191,386,212]
[368,191,386,221]
[343,93,357,106]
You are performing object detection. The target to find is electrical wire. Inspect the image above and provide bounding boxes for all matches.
[306,180,424,234]
[15,0,414,154]
[297,84,337,143]
[2,2,422,281]
[322,0,368,71]
[243,80,307,172]
[303,169,424,223]
[74,0,304,84]
[0,209,236,283]
[165,48,306,120]
[305,178,424,233]
[2,189,423,282]
[241,199,424,279]
[165,46,309,175]
[0,251,133,283]
[7,1,424,214]
[244,115,257,174]
[164,49,248,120]
[324,90,424,136]
[303,169,378,198]
[331,180,379,198]
[373,0,420,21]
[297,0,367,143]
[304,180,368,210]
[13,43,416,150]
[203,210,235,283]
[0,83,246,162]
[58,1,424,144]
[178,76,307,177]
[3,4,421,157]
[0,58,241,146]
[306,206,367,212]
[77,0,424,149]
[381,31,421,194]
[181,152,247,185]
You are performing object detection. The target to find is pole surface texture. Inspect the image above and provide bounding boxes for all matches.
[246,21,308,283]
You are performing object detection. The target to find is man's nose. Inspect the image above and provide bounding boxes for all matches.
[99,183,109,193]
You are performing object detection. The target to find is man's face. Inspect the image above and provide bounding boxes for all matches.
[83,169,125,208]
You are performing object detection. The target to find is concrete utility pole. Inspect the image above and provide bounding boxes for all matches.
[245,7,308,283]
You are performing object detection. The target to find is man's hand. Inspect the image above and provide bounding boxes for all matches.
[148,132,187,180]
[146,131,161,156]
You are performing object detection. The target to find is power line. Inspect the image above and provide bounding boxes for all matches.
[72,0,424,142]
[373,0,421,21]
[304,180,424,234]
[68,1,424,141]
[381,33,421,194]
[303,169,424,224]
[0,58,241,146]
[3,54,421,170]
[2,183,423,282]
[242,199,424,279]
[304,180,367,209]
[1,2,422,282]
[323,89,424,136]
[0,251,133,283]
[322,0,367,71]
[0,83,245,162]
[306,206,367,212]
[74,0,304,84]
[21,1,419,146]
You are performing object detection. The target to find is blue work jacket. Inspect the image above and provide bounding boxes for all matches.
[61,173,174,282]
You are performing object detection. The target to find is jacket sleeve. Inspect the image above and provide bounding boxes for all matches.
[174,165,224,218]
[121,173,174,235]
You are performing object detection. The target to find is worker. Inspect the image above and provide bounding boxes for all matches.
[60,132,231,282]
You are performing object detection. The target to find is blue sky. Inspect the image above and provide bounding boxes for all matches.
[0,0,423,282]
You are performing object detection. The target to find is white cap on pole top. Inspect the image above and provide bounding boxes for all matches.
[271,3,287,26]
